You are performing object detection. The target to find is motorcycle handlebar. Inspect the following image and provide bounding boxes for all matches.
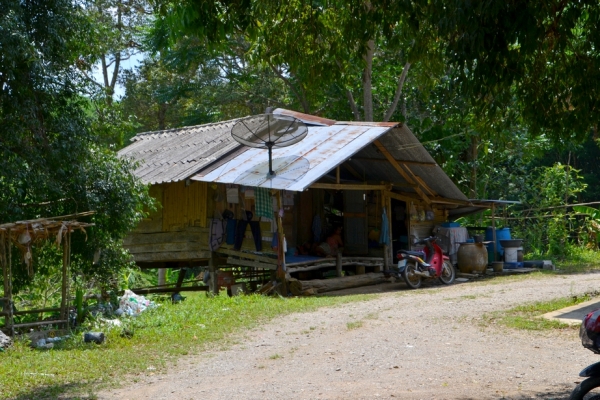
[415,236,437,245]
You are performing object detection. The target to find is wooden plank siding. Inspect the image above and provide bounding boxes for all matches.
[163,181,208,231]
[125,181,210,264]
[409,205,448,247]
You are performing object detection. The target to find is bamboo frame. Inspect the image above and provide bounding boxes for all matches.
[1,216,93,336]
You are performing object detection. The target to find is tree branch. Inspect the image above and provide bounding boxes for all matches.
[345,90,361,121]
[383,62,411,122]
[268,63,310,113]
[362,39,375,121]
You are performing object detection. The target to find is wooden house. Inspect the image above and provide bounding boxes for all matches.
[118,109,482,292]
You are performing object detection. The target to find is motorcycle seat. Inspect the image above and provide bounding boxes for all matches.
[398,250,425,257]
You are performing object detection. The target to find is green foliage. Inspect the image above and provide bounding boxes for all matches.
[507,164,587,258]
[11,244,64,323]
[573,206,600,250]
[150,0,442,120]
[416,0,600,140]
[0,0,154,294]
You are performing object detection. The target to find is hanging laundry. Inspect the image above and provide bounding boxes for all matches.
[255,187,273,219]
[226,185,239,204]
[379,208,390,246]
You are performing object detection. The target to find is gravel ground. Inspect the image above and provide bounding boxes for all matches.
[99,272,600,400]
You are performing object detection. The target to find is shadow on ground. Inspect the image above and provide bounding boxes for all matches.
[8,382,101,400]
[321,276,472,297]
[455,387,573,400]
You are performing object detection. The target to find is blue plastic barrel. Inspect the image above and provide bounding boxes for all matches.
[485,227,511,257]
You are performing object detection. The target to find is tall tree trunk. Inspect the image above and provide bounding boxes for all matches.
[269,64,310,114]
[383,62,411,122]
[345,90,361,121]
[362,39,375,122]
[157,103,167,131]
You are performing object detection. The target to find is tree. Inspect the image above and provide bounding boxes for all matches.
[0,0,152,292]
[413,0,600,141]
[150,0,442,122]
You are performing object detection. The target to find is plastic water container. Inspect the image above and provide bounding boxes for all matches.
[485,227,511,257]
[503,262,524,269]
[504,247,519,262]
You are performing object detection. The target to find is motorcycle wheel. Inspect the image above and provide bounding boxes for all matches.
[439,260,455,285]
[402,261,422,289]
[570,376,600,400]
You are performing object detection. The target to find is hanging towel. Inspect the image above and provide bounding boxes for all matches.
[209,218,225,251]
[225,218,237,245]
[379,208,390,246]
[226,186,239,204]
[255,187,272,219]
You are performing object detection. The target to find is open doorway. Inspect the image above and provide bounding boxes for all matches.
[391,198,409,255]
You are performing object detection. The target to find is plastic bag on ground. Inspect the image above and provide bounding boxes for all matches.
[119,290,159,317]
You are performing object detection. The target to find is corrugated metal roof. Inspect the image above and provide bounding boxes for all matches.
[118,109,469,204]
[350,125,469,202]
[193,123,395,191]
[117,119,240,184]
[272,108,335,126]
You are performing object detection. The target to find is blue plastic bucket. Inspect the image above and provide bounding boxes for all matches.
[485,227,511,257]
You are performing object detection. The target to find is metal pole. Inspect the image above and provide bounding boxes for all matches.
[268,145,275,177]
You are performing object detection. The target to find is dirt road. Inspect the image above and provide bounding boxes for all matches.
[99,272,600,400]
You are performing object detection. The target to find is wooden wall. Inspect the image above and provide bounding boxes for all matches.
[162,181,207,231]
[125,181,211,264]
[408,203,448,248]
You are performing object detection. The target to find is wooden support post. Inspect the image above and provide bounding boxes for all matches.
[158,268,166,286]
[276,191,288,295]
[336,252,342,277]
[174,265,187,293]
[336,166,340,184]
[491,203,497,263]
[381,190,389,270]
[387,194,393,270]
[1,232,8,333]
[60,230,71,329]
[7,229,14,336]
[208,251,218,294]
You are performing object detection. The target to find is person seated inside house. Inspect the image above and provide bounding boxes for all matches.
[316,226,344,257]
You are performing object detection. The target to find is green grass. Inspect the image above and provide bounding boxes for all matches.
[1,292,371,399]
[346,320,363,330]
[482,292,598,331]
[555,248,600,273]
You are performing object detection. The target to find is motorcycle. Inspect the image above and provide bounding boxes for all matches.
[384,236,455,289]
[571,310,600,399]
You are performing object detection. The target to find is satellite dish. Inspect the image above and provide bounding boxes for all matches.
[231,112,308,178]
